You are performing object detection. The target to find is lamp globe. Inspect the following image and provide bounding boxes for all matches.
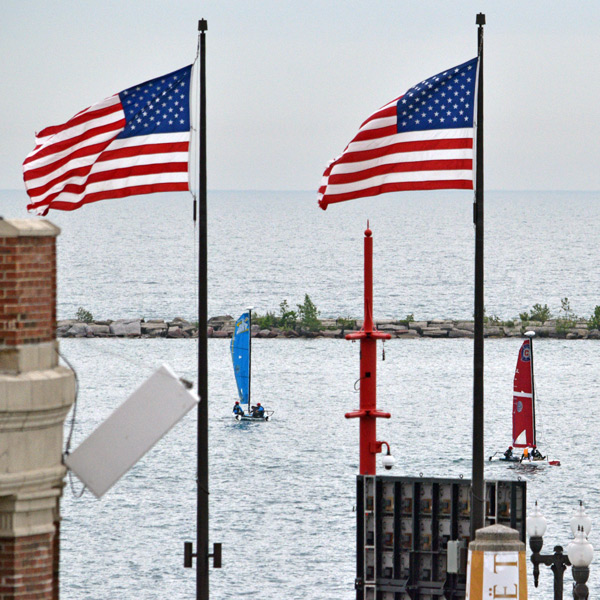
[570,501,592,538]
[567,526,593,567]
[526,501,547,538]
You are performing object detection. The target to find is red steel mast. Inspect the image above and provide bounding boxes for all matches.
[345,224,392,475]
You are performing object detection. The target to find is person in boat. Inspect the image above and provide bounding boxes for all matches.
[521,447,531,462]
[252,403,265,418]
[503,446,514,460]
[233,401,244,417]
[531,447,545,460]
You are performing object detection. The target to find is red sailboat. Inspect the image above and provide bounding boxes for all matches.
[490,332,560,466]
[513,335,536,450]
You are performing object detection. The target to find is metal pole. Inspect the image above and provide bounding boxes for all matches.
[471,12,486,539]
[197,18,209,600]
[528,334,536,448]
[572,566,590,599]
[345,225,390,474]
[248,309,252,408]
[530,537,570,600]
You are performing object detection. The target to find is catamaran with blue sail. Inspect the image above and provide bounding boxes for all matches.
[230,309,272,421]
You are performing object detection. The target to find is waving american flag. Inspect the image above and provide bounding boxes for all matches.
[23,65,193,215]
[318,57,478,210]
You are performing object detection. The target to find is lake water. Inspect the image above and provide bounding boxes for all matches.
[1,189,599,323]
[1,189,599,598]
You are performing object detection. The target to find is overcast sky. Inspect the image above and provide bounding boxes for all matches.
[2,1,599,192]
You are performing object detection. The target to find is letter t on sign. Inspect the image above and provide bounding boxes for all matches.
[493,554,518,573]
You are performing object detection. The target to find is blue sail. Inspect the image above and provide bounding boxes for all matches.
[230,312,251,407]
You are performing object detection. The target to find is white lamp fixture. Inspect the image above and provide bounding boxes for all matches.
[527,501,547,537]
[570,501,592,538]
[567,526,594,568]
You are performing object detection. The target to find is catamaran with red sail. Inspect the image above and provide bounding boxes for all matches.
[489,331,560,466]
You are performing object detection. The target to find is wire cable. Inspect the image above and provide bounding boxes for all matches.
[57,347,87,498]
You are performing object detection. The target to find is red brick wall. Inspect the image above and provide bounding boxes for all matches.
[0,533,55,599]
[0,236,56,346]
[52,521,59,600]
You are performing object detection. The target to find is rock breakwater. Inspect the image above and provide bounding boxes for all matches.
[56,316,600,340]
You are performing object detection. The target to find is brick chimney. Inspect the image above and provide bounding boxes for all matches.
[0,219,75,600]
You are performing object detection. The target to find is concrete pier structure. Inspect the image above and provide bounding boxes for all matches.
[466,524,527,599]
[0,219,75,600]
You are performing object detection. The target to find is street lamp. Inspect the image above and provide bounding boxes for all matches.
[567,526,593,600]
[526,501,593,600]
[527,501,568,598]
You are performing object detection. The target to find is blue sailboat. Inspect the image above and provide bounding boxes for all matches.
[230,309,272,421]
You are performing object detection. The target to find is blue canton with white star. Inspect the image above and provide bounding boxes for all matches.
[396,57,477,133]
[117,64,192,139]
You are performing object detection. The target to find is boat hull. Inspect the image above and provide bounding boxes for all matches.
[235,413,271,422]
[488,455,520,463]
[488,454,560,467]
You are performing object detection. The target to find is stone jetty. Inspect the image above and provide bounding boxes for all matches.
[56,316,600,340]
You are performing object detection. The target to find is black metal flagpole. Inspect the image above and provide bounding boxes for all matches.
[184,18,220,600]
[196,17,210,600]
[471,12,486,538]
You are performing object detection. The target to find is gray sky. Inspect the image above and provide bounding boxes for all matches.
[2,1,599,192]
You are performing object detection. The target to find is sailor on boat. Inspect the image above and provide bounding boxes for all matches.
[233,401,244,417]
[503,446,514,460]
[531,446,546,461]
[251,403,265,418]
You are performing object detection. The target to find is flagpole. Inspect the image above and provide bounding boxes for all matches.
[471,12,486,539]
[197,17,210,600]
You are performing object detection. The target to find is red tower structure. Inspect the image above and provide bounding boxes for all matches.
[345,224,392,475]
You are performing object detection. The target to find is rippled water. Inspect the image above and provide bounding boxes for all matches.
[58,337,599,599]
[1,189,599,598]
[1,189,599,322]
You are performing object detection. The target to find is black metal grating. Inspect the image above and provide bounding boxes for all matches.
[356,475,527,600]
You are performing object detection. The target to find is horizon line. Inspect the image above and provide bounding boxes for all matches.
[2,188,600,195]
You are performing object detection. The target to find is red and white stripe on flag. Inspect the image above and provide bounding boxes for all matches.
[318,57,478,209]
[23,65,192,215]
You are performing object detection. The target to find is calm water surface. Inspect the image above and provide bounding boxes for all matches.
[59,337,599,599]
[1,189,599,322]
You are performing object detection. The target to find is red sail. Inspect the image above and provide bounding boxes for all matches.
[512,339,534,447]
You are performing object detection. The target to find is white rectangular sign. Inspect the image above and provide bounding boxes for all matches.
[65,363,198,498]
[466,550,526,600]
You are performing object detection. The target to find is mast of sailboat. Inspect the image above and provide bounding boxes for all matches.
[247,307,253,409]
[526,331,537,447]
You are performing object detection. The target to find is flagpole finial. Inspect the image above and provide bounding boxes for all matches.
[198,19,207,32]
[476,13,486,26]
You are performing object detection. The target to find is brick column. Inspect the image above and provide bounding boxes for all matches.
[0,219,75,600]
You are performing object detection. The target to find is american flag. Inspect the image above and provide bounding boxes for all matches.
[23,65,193,215]
[318,57,478,210]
